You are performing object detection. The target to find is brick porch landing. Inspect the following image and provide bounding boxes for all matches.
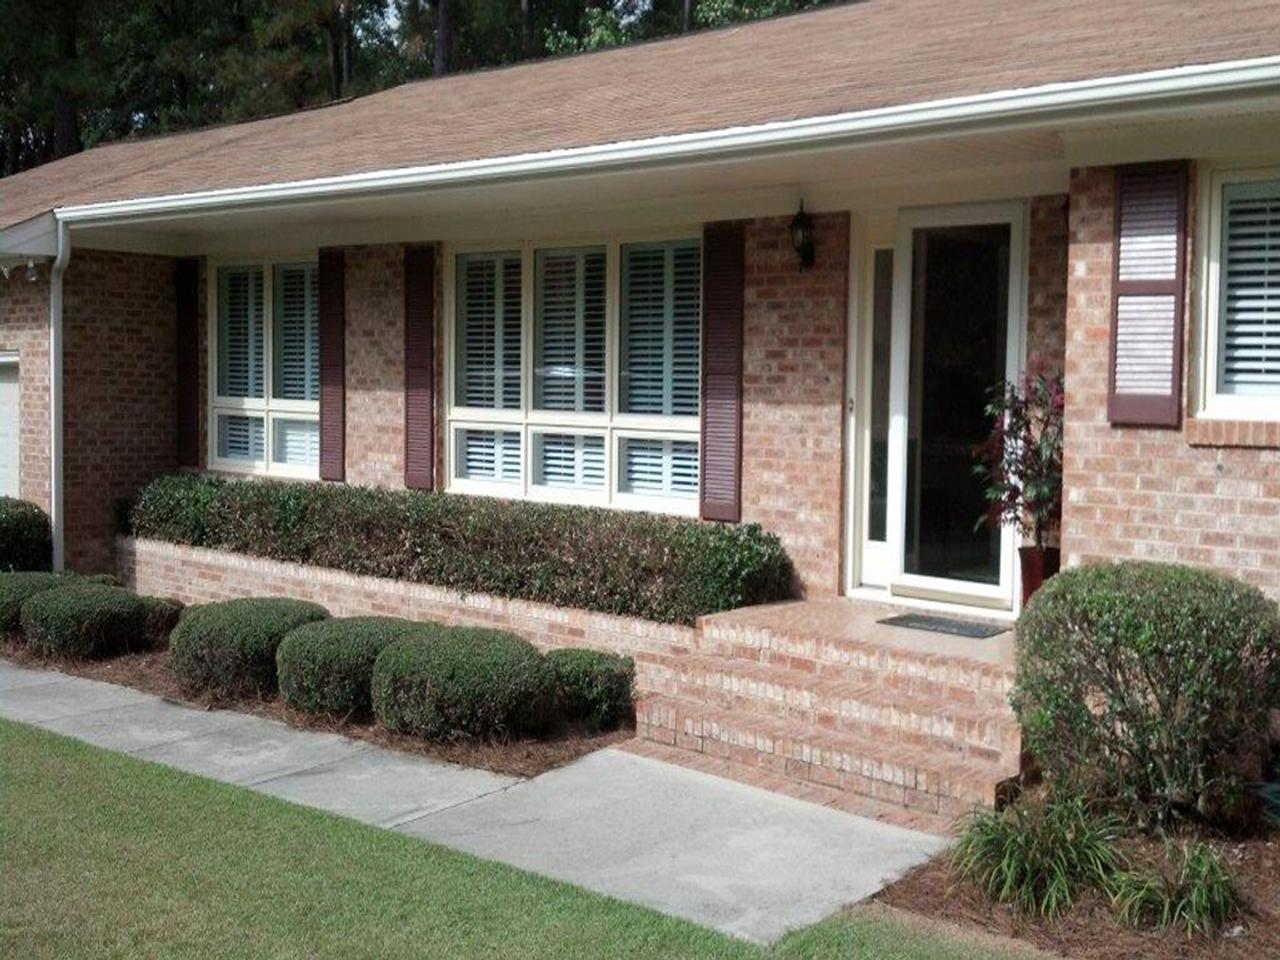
[632,598,1020,834]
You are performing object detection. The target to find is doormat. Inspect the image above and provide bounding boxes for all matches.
[878,612,1008,639]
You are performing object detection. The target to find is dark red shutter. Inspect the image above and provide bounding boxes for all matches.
[404,244,436,490]
[175,258,200,468]
[318,247,346,481]
[700,221,745,522]
[1107,162,1188,427]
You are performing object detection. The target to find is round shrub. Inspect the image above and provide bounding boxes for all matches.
[277,616,438,717]
[0,497,52,571]
[546,648,634,729]
[169,597,329,699]
[1013,561,1280,827]
[0,571,118,636]
[372,629,553,740]
[20,582,163,659]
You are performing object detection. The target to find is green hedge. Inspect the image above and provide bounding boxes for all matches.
[170,598,329,699]
[546,648,634,729]
[277,616,437,718]
[372,630,553,740]
[0,571,118,635]
[20,583,177,659]
[0,497,52,572]
[127,473,793,625]
[1014,561,1280,828]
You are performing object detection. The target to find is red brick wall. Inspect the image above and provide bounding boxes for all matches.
[1062,166,1280,599]
[62,250,178,572]
[741,213,849,597]
[1028,194,1068,373]
[344,244,407,488]
[119,536,695,663]
[0,265,52,512]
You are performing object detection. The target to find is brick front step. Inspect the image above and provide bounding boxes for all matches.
[635,652,1019,765]
[697,621,1016,707]
[636,693,1016,820]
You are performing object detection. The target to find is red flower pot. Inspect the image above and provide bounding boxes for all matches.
[1019,545,1061,607]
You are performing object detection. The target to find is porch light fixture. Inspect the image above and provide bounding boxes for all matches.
[790,201,815,269]
[26,258,38,283]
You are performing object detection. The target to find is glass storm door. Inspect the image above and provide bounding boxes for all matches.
[885,204,1024,608]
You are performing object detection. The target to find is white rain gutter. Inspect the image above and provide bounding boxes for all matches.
[48,220,69,570]
[48,55,1280,227]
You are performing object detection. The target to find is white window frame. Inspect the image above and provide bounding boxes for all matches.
[443,230,702,515]
[1196,161,1280,421]
[206,255,320,479]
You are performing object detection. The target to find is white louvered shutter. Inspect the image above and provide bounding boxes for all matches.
[621,242,701,416]
[1108,163,1188,427]
[535,433,605,490]
[619,437,699,498]
[456,253,521,409]
[535,248,605,412]
[457,429,521,483]
[1219,180,1280,395]
[217,266,264,399]
[217,414,265,461]
[274,263,320,401]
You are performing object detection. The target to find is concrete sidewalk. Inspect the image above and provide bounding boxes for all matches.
[0,658,945,943]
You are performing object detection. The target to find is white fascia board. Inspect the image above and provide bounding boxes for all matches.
[0,212,58,257]
[38,54,1280,228]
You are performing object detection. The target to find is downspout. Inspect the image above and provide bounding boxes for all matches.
[48,220,70,571]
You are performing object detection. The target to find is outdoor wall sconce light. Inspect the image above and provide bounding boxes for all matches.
[790,201,815,269]
[26,258,39,283]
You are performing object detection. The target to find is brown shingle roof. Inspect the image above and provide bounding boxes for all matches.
[3,0,1279,230]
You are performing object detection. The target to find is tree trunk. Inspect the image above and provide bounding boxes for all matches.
[683,0,695,32]
[521,0,533,58]
[52,0,82,159]
[434,0,453,76]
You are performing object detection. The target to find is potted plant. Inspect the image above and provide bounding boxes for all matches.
[973,355,1065,606]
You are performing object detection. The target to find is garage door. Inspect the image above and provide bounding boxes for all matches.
[0,361,18,498]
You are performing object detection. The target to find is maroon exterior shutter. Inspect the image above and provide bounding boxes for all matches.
[404,244,436,490]
[1107,162,1188,427]
[699,221,745,522]
[175,258,200,468]
[318,247,346,481]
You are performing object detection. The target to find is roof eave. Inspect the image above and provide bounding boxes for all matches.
[20,54,1280,235]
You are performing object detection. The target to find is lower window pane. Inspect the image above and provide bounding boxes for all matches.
[456,428,521,483]
[217,414,265,462]
[273,418,319,468]
[534,433,604,490]
[619,437,698,498]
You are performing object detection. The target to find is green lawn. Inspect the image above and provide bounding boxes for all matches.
[1,720,1028,959]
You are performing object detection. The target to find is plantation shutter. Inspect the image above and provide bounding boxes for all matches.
[535,248,605,412]
[1218,179,1280,394]
[535,433,606,490]
[273,264,320,401]
[217,266,264,399]
[404,244,436,490]
[318,247,346,481]
[699,221,745,522]
[457,428,521,482]
[456,253,521,409]
[1108,162,1188,427]
[620,241,701,415]
[175,258,200,467]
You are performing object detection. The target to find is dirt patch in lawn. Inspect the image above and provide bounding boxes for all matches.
[3,643,632,780]
[876,832,1280,960]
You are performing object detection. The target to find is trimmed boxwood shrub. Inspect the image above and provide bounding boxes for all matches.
[170,597,329,699]
[20,582,174,659]
[0,571,119,636]
[546,648,634,729]
[277,616,438,718]
[128,473,793,624]
[1013,561,1280,827]
[0,497,52,572]
[372,629,553,740]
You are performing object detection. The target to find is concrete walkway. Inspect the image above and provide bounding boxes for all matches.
[0,658,945,944]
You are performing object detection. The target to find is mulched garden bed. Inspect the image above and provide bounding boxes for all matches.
[4,642,632,779]
[876,831,1280,960]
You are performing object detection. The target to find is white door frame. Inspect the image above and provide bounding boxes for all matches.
[882,200,1028,609]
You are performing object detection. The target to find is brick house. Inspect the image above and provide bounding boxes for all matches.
[2,2,1279,824]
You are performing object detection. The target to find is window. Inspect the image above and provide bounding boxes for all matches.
[211,261,320,476]
[1202,169,1280,418]
[447,237,701,512]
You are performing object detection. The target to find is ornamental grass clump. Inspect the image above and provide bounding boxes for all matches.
[277,616,438,718]
[1013,560,1280,829]
[1108,841,1242,938]
[170,597,329,699]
